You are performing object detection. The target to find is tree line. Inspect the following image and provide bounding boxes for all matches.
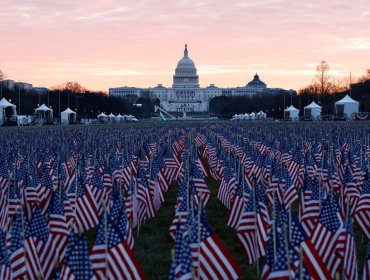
[0,80,157,119]
[210,64,370,119]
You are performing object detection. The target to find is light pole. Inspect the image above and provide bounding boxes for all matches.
[58,90,61,120]
[18,81,21,115]
[349,72,352,97]
[339,71,352,96]
[76,95,82,122]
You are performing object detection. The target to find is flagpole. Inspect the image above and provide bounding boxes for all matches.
[197,198,202,280]
[272,190,277,262]
[299,245,303,280]
[74,167,78,234]
[253,179,259,277]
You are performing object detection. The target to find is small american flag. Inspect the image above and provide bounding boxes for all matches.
[60,233,93,279]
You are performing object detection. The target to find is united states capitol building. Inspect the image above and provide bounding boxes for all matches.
[109,45,295,112]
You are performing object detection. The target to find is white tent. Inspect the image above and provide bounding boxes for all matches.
[304,101,322,121]
[0,98,17,126]
[97,112,108,123]
[257,110,267,119]
[97,112,107,118]
[126,114,135,121]
[61,108,76,125]
[117,113,124,121]
[335,95,359,119]
[249,112,256,120]
[35,104,53,122]
[284,105,299,121]
[231,114,242,120]
[244,113,249,120]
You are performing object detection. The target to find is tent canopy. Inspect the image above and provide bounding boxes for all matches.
[35,104,52,111]
[335,94,359,105]
[335,95,359,119]
[0,98,16,108]
[97,112,107,118]
[61,107,76,124]
[304,101,322,109]
[284,105,299,112]
[61,107,75,114]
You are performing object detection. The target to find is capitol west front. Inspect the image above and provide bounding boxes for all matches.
[109,45,294,112]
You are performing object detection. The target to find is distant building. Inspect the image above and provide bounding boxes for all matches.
[32,87,49,94]
[1,79,50,94]
[109,45,295,112]
[1,79,15,90]
[14,82,33,91]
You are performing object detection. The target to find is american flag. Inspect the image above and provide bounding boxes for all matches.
[0,231,11,279]
[111,190,134,251]
[190,212,242,280]
[7,181,21,220]
[60,233,93,279]
[226,179,248,229]
[342,165,360,215]
[90,167,105,215]
[168,184,190,242]
[48,192,69,263]
[288,150,305,189]
[9,212,27,279]
[169,223,192,280]
[268,232,290,280]
[309,197,343,278]
[354,172,370,239]
[236,188,259,264]
[305,151,316,178]
[283,168,298,209]
[191,165,210,207]
[339,214,358,280]
[91,214,146,279]
[0,162,8,189]
[75,175,99,232]
[27,206,57,279]
[289,216,332,279]
[300,176,320,235]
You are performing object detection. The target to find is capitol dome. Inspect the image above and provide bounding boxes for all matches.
[246,73,267,89]
[173,44,199,88]
[176,45,196,68]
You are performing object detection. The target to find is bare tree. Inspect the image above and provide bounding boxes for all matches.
[332,77,350,93]
[316,61,332,97]
[357,69,370,83]
[51,81,87,93]
[0,68,4,81]
[298,83,321,95]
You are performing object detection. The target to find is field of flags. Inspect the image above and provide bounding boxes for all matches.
[0,121,370,279]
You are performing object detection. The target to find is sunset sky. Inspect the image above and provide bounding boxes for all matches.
[0,0,369,92]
